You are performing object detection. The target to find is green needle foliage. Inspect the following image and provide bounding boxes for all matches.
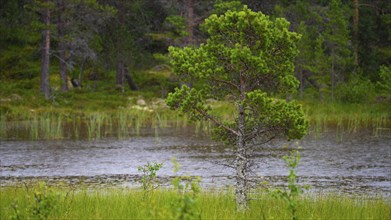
[166,5,309,210]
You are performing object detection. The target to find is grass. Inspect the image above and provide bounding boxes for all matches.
[302,101,391,137]
[0,73,390,140]
[0,99,390,140]
[0,184,389,219]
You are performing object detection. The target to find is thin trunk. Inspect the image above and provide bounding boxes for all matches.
[40,1,51,99]
[116,61,124,88]
[235,73,248,211]
[186,0,194,45]
[319,84,324,102]
[78,58,86,86]
[125,67,138,91]
[353,0,359,66]
[58,0,68,91]
[298,66,303,99]
[116,1,125,90]
[122,64,125,94]
[331,51,335,102]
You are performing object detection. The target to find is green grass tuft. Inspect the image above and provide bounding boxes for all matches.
[1,184,390,219]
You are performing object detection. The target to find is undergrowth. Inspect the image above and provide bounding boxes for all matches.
[1,183,389,220]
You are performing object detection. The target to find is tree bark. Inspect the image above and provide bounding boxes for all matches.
[124,67,138,91]
[40,0,51,99]
[353,0,359,66]
[186,0,195,45]
[331,50,335,102]
[235,73,248,211]
[57,0,68,92]
[298,66,303,99]
[116,1,125,92]
[116,61,124,88]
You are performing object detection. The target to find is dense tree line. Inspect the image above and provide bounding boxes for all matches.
[0,0,390,101]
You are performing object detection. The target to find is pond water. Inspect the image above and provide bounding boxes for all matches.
[1,128,390,196]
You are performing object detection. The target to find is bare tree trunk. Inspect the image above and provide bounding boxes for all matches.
[331,50,335,102]
[57,0,68,92]
[353,0,359,66]
[298,66,303,99]
[116,61,124,88]
[235,74,248,211]
[124,67,138,91]
[40,1,51,99]
[186,0,195,45]
[116,1,125,92]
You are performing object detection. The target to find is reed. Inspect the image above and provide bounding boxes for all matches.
[0,113,6,138]
[29,112,66,139]
[86,112,105,140]
[1,101,389,140]
[28,115,39,140]
[304,101,391,139]
[116,110,129,139]
[1,184,389,220]
[72,115,81,139]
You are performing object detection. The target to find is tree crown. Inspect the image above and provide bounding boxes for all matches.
[166,6,308,144]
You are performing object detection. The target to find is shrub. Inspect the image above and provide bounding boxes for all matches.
[377,65,391,101]
[336,75,375,103]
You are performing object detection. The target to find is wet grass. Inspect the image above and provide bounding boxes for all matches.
[0,84,390,140]
[0,185,389,219]
[303,101,391,138]
[0,107,190,140]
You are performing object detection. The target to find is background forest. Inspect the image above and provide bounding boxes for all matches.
[0,0,390,110]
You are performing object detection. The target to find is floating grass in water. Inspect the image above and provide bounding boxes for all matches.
[27,113,64,140]
[0,113,6,138]
[1,101,389,140]
[30,115,39,140]
[116,110,129,139]
[86,112,105,140]
[72,115,81,139]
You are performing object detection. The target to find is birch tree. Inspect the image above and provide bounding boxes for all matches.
[166,6,308,210]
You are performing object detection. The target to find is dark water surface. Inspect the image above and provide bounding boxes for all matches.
[1,128,390,196]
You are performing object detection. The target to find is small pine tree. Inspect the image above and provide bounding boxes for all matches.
[166,6,309,210]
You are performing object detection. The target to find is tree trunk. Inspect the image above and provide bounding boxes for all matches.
[235,74,248,211]
[331,50,335,102]
[235,126,248,211]
[124,67,138,91]
[57,0,68,92]
[186,0,195,45]
[40,1,51,99]
[298,66,303,99]
[353,0,359,66]
[116,1,125,92]
[116,61,124,88]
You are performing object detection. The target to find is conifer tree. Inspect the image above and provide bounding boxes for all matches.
[324,0,352,101]
[166,6,308,210]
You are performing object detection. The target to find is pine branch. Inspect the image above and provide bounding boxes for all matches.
[195,107,240,136]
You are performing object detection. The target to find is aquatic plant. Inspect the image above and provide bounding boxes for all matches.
[86,112,105,140]
[117,110,129,139]
[0,113,6,138]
